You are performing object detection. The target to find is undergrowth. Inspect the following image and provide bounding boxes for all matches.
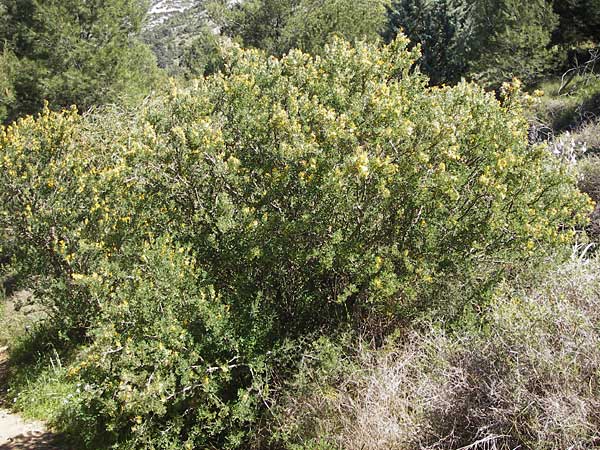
[275,257,600,449]
[532,74,600,134]
[0,291,34,349]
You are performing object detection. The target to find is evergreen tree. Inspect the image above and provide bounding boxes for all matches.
[142,2,215,76]
[214,0,388,57]
[467,0,559,87]
[387,0,560,87]
[218,0,293,56]
[385,0,470,84]
[552,0,600,45]
[280,0,389,55]
[0,0,159,122]
[179,26,225,77]
[0,48,17,123]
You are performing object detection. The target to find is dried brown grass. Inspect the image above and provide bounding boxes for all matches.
[277,258,600,449]
[578,155,600,241]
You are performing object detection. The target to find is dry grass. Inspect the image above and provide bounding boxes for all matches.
[532,75,600,133]
[277,258,600,449]
[579,155,600,201]
[572,119,600,154]
[578,155,600,241]
[0,291,34,348]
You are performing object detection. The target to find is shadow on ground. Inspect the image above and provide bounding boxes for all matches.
[0,431,62,450]
[0,346,9,402]
[0,350,67,450]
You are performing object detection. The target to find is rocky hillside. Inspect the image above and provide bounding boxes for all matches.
[148,0,195,27]
[144,0,210,72]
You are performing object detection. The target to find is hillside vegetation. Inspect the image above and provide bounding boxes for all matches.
[0,0,599,449]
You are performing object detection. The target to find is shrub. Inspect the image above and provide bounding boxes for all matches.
[65,236,262,448]
[0,290,37,347]
[573,119,600,154]
[0,107,138,333]
[277,257,600,449]
[579,155,600,200]
[0,36,591,447]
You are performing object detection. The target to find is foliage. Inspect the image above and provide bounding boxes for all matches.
[530,74,600,133]
[142,3,221,76]
[552,0,600,45]
[8,348,75,424]
[0,0,160,122]
[578,155,600,241]
[214,0,389,57]
[0,48,17,123]
[211,0,293,56]
[0,291,37,348]
[66,237,261,448]
[179,26,227,78]
[278,0,389,56]
[387,0,561,87]
[2,317,92,447]
[384,0,471,84]
[573,119,600,154]
[276,257,600,449]
[466,0,560,88]
[0,36,591,447]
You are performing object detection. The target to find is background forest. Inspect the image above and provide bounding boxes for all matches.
[1,0,600,449]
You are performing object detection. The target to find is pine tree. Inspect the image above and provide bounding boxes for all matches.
[553,0,600,45]
[385,0,470,84]
[215,0,388,57]
[387,0,560,87]
[0,0,159,122]
[0,48,17,123]
[216,0,294,56]
[279,0,389,55]
[467,0,560,87]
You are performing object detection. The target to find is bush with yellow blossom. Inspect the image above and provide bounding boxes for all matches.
[0,35,591,448]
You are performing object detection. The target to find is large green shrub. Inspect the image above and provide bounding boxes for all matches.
[0,36,590,447]
[69,237,260,448]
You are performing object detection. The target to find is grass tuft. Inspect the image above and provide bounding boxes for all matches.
[276,258,600,449]
[532,74,600,134]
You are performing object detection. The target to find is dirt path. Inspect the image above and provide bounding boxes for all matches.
[0,348,62,450]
